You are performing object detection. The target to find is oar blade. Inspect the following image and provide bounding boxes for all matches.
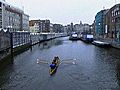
[61,58,77,65]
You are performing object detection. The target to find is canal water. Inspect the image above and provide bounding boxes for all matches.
[0,37,120,90]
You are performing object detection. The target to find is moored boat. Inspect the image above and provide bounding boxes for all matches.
[69,33,80,40]
[80,34,94,43]
[92,40,111,47]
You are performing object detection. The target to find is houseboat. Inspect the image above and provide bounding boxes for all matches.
[81,34,94,43]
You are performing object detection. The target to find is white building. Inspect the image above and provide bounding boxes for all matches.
[0,0,29,32]
[83,24,90,33]
[74,22,90,34]
[22,14,29,31]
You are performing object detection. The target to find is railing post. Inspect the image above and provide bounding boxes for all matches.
[10,32,13,54]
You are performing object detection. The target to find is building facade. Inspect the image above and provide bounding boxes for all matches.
[104,9,111,38]
[39,20,50,33]
[110,4,120,43]
[0,0,29,32]
[53,24,64,33]
[95,10,108,37]
[104,4,120,43]
[29,20,40,33]
[22,14,29,31]
[83,24,90,33]
[29,19,50,33]
[74,22,90,34]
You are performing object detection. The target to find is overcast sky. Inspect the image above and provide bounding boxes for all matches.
[6,0,120,25]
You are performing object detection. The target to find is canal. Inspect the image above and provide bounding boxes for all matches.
[0,37,120,90]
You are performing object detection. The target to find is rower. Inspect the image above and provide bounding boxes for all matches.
[52,57,58,64]
[50,62,56,69]
[50,56,58,69]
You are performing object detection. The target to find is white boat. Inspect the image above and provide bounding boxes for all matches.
[69,33,79,40]
[92,40,111,47]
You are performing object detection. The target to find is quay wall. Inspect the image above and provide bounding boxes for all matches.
[0,31,66,63]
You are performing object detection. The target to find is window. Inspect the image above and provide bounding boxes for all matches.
[117,7,119,11]
[118,11,120,14]
[116,12,117,15]
[112,19,114,22]
[112,13,113,17]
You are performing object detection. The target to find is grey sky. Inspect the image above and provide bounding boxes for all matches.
[7,0,120,25]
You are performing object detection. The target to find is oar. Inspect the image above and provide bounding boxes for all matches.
[61,59,75,63]
[64,61,76,64]
[37,59,49,64]
[62,58,76,61]
[63,58,77,61]
[61,60,76,65]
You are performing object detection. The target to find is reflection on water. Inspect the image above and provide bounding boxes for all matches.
[0,37,120,90]
[116,63,120,90]
[37,39,63,50]
[0,55,14,71]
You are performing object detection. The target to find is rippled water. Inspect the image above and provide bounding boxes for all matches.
[0,37,120,90]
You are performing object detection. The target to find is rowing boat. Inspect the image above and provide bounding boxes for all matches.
[49,59,60,75]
